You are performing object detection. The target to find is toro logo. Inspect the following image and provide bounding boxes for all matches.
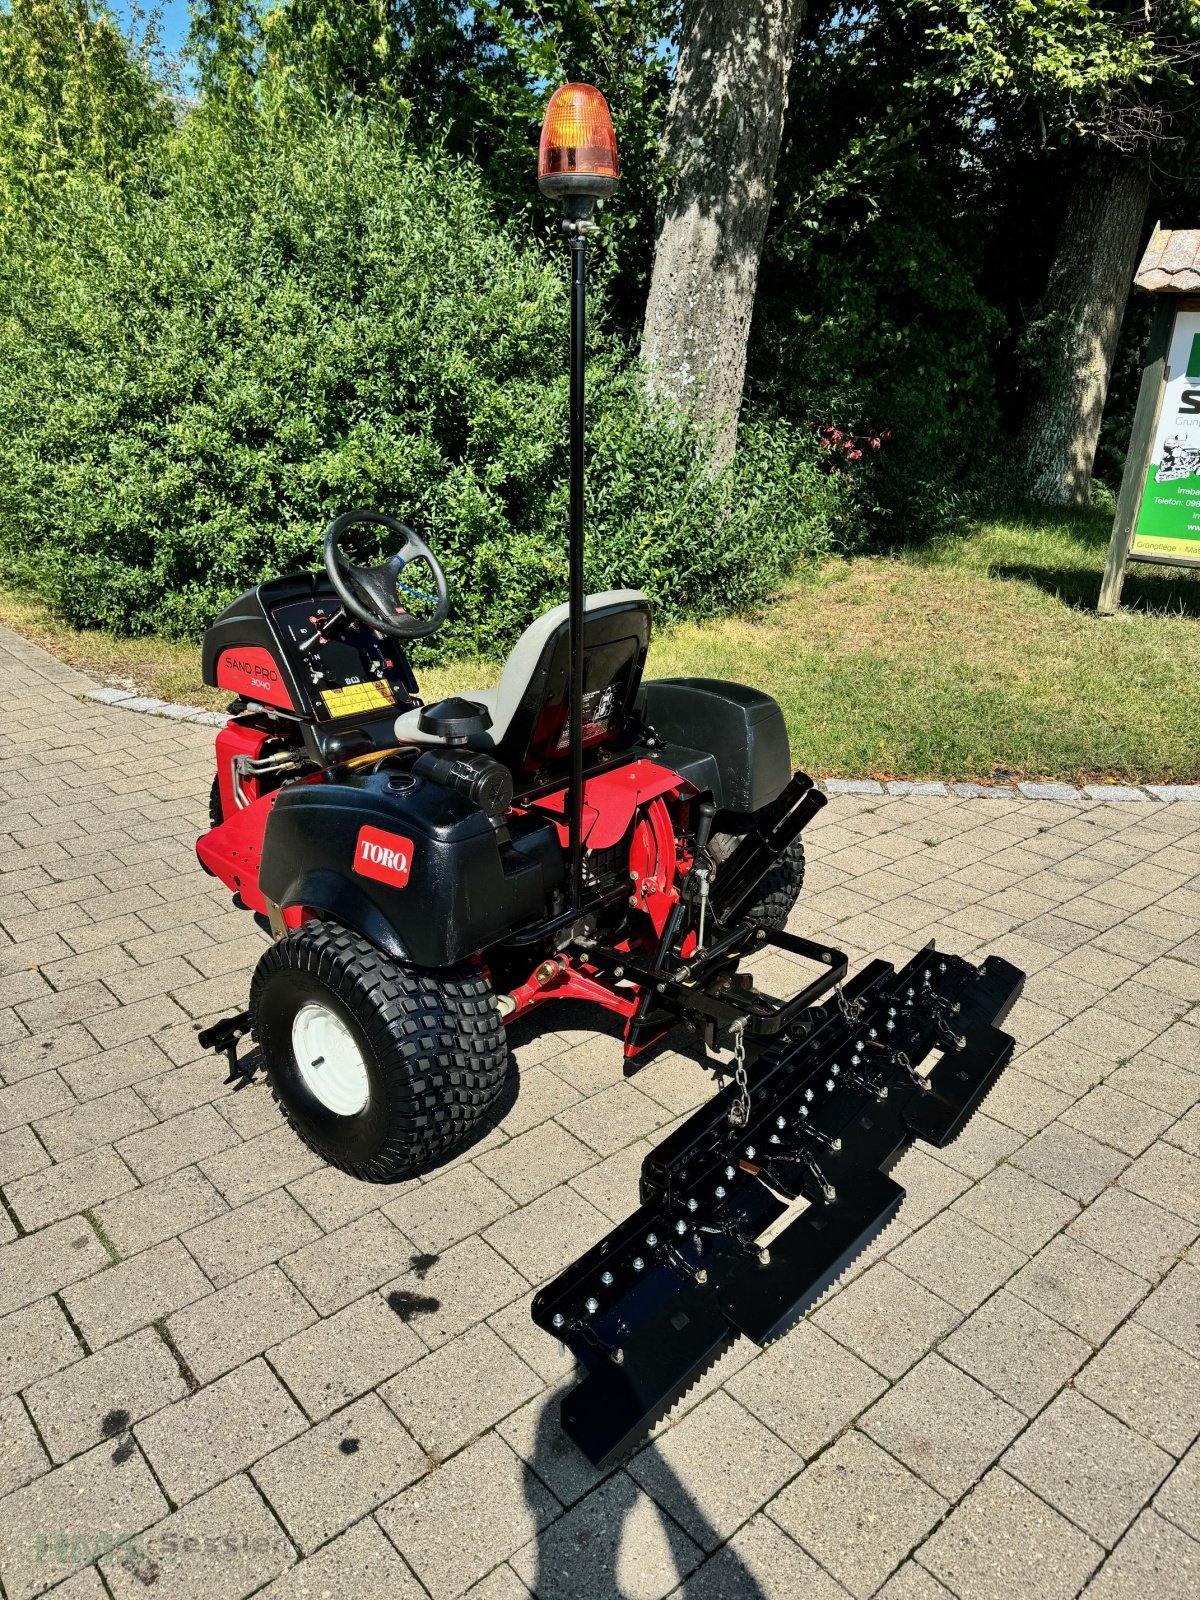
[354,826,415,889]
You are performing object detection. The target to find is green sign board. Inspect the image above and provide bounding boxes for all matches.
[1130,308,1200,561]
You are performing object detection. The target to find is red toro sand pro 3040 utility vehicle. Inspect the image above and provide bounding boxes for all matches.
[195,86,1024,1468]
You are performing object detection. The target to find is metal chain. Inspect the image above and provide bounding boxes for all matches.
[727,1019,751,1128]
[893,1049,931,1093]
[835,982,864,1026]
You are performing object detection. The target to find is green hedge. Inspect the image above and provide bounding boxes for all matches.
[0,111,848,659]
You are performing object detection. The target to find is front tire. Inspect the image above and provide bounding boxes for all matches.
[249,922,507,1181]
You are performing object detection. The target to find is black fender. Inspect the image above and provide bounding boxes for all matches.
[638,679,791,818]
[259,770,561,969]
[278,869,411,963]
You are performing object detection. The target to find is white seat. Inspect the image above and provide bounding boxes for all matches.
[394,589,648,751]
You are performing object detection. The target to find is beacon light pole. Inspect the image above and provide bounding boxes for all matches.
[537,84,620,913]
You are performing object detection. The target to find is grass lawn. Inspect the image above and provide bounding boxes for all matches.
[4,506,1200,784]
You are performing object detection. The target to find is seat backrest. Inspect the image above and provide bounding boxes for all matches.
[490,589,651,776]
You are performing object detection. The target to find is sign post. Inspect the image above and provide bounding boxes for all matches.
[1098,229,1200,614]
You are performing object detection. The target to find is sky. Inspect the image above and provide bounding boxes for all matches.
[113,0,193,62]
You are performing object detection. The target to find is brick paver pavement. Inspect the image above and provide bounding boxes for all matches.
[2,622,1199,1600]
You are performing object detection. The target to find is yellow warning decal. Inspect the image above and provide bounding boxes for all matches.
[320,679,396,718]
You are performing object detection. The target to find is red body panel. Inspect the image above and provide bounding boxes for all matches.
[196,789,277,915]
[214,645,296,711]
[529,758,685,850]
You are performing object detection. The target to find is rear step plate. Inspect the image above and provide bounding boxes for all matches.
[531,945,1023,1469]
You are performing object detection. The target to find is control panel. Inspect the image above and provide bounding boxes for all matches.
[270,596,418,723]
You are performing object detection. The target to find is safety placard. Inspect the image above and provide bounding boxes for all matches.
[1131,309,1200,560]
[320,679,396,719]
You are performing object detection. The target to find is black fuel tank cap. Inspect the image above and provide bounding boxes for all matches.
[417,697,492,745]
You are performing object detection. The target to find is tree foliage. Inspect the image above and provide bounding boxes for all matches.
[0,0,1198,641]
[0,105,844,651]
[0,0,173,224]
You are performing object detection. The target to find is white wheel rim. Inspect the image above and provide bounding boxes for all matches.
[291,1001,370,1116]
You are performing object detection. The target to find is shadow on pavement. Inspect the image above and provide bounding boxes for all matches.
[519,1392,767,1599]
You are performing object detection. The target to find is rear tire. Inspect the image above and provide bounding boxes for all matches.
[249,922,507,1181]
[710,833,806,933]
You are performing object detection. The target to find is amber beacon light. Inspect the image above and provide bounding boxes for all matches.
[537,83,619,209]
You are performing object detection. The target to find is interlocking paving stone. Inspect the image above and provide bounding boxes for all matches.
[482,1186,610,1284]
[685,1513,854,1600]
[1119,1141,1200,1224]
[769,1431,947,1599]
[1010,1124,1131,1204]
[199,1127,323,1208]
[8,634,1200,1599]
[5,1146,138,1231]
[24,1325,188,1465]
[859,1352,1023,1498]
[380,1323,541,1461]
[726,1318,887,1458]
[1154,1441,1200,1542]
[283,1163,393,1232]
[378,1432,559,1600]
[627,1392,800,1552]
[251,1392,426,1554]
[1066,1188,1198,1281]
[1007,1235,1148,1344]
[952,1161,1080,1254]
[1004,1389,1173,1547]
[0,1124,51,1184]
[1076,1323,1200,1456]
[62,1239,213,1348]
[924,1113,1022,1180]
[99,1471,294,1600]
[252,1516,426,1600]
[134,1357,308,1505]
[890,1146,972,1229]
[382,1164,512,1253]
[476,1120,597,1204]
[0,1394,51,1498]
[279,1211,415,1317]
[1081,1509,1200,1600]
[0,1435,168,1600]
[891,1212,1026,1313]
[0,1299,82,1397]
[1133,1261,1200,1358]
[88,1166,229,1256]
[33,1088,156,1163]
[267,1292,426,1421]
[554,1080,668,1157]
[875,1562,957,1600]
[182,1189,321,1289]
[939,1289,1090,1416]
[0,1071,75,1134]
[381,1233,527,1349]
[495,1384,607,1509]
[1060,1085,1174,1157]
[167,1265,317,1385]
[510,1467,701,1600]
[812,1261,962,1379]
[918,1469,1102,1600]
[0,1216,110,1317]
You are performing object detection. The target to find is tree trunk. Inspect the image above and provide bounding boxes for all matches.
[1020,148,1151,507]
[639,0,805,468]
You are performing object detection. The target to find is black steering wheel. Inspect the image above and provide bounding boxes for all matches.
[323,509,450,640]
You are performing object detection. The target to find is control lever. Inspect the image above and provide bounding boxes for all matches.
[297,606,349,654]
[692,799,717,952]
